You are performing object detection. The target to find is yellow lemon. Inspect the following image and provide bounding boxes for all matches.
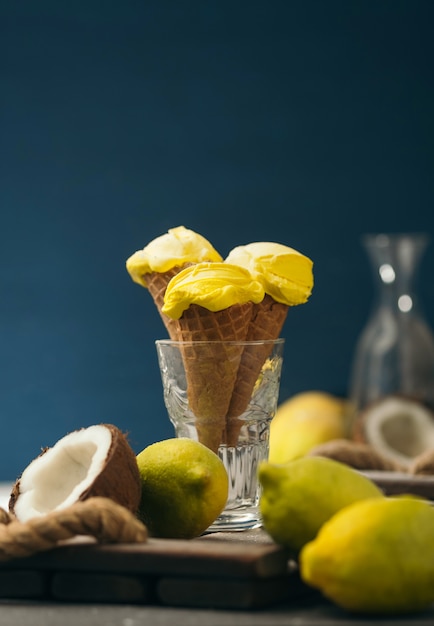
[136,438,228,539]
[269,391,351,463]
[258,456,383,554]
[300,496,434,615]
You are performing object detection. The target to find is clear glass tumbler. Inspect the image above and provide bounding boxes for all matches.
[155,338,284,531]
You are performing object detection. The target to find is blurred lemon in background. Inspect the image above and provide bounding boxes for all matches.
[269,391,352,463]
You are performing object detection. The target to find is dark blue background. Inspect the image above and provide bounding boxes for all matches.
[1,1,433,480]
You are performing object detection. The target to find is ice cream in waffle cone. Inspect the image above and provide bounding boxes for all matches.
[126,226,222,338]
[223,242,314,445]
[162,262,265,452]
[140,267,186,340]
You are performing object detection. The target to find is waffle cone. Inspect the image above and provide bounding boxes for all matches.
[175,302,253,453]
[223,294,288,446]
[142,267,187,339]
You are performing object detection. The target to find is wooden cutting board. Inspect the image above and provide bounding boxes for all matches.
[0,529,311,609]
[362,470,434,499]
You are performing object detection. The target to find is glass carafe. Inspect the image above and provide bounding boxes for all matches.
[349,233,434,414]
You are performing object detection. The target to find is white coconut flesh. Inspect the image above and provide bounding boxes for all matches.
[14,425,113,522]
[362,397,434,467]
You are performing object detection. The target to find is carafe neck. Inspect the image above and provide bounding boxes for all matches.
[363,233,428,315]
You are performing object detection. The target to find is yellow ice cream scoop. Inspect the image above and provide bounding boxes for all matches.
[225,241,313,306]
[126,225,222,287]
[162,262,265,319]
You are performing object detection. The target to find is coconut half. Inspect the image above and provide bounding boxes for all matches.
[353,396,434,468]
[9,424,141,522]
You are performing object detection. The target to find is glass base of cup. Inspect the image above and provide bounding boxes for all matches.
[206,508,262,532]
[205,442,267,532]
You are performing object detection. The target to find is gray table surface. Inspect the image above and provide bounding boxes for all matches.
[0,597,433,626]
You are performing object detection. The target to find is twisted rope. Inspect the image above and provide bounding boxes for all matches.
[0,497,147,561]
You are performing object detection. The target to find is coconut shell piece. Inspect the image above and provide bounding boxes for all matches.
[409,449,434,476]
[307,438,407,472]
[352,395,434,469]
[9,424,141,522]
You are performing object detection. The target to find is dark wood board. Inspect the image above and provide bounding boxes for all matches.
[361,470,434,499]
[2,530,290,578]
[0,529,308,609]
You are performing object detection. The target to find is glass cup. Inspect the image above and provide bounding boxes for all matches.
[155,338,284,531]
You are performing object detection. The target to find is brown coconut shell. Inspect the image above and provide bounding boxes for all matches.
[409,448,434,476]
[352,395,434,467]
[307,438,407,472]
[9,424,141,518]
[353,394,434,442]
